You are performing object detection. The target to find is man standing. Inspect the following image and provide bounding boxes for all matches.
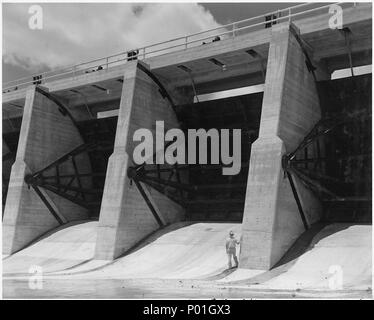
[226,231,240,269]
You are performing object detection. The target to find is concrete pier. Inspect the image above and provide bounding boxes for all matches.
[2,140,13,212]
[3,87,91,254]
[240,23,323,270]
[95,62,186,260]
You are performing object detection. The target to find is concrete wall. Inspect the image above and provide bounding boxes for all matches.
[95,61,186,260]
[240,22,323,270]
[3,86,91,255]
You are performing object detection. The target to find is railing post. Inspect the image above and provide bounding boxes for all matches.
[106,57,109,70]
[143,47,146,60]
[233,23,236,37]
[288,7,292,23]
[185,36,188,49]
[73,66,76,79]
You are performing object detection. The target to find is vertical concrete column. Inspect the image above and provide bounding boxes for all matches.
[240,23,322,270]
[95,61,185,260]
[2,140,13,213]
[3,86,90,255]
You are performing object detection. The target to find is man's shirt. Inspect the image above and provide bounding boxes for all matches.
[226,237,239,253]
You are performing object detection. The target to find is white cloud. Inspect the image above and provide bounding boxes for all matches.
[3,3,220,72]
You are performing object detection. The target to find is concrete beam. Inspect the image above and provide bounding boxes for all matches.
[168,59,266,90]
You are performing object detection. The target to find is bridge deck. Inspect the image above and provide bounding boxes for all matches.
[2,3,371,116]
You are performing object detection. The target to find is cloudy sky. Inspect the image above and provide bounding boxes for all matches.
[2,2,295,83]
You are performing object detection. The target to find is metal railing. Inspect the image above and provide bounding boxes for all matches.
[2,2,354,92]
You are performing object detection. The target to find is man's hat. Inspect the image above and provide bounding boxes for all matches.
[229,230,234,236]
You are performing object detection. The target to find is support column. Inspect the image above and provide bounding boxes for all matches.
[3,86,90,255]
[2,140,14,214]
[240,22,323,270]
[95,61,186,260]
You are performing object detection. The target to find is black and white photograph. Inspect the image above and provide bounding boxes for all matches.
[0,0,372,303]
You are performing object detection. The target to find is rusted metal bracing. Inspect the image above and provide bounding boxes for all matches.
[127,140,184,227]
[128,157,249,224]
[24,142,109,218]
[286,171,309,230]
[282,109,371,225]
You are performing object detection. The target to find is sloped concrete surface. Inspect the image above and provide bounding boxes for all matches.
[3,220,97,275]
[3,221,371,296]
[226,223,372,291]
[3,221,242,279]
[80,222,241,279]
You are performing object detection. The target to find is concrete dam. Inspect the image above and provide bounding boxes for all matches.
[2,2,372,285]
